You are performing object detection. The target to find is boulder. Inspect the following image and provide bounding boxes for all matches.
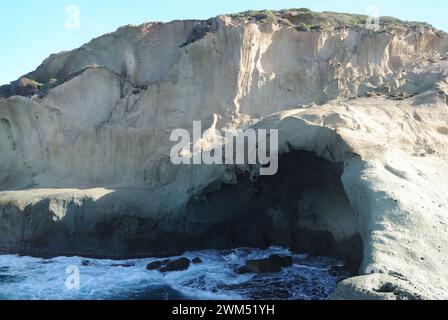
[192,257,202,264]
[235,266,251,274]
[269,254,293,268]
[159,258,191,272]
[147,258,190,272]
[241,255,293,274]
[146,259,170,271]
[245,258,282,274]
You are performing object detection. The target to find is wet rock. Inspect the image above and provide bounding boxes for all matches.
[245,258,282,274]
[241,254,293,274]
[329,265,351,282]
[146,259,170,270]
[159,258,190,272]
[81,260,93,266]
[111,263,134,268]
[235,266,251,274]
[192,257,202,264]
[147,258,190,272]
[269,254,293,267]
[329,265,345,276]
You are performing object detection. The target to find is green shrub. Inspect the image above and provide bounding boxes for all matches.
[229,8,432,30]
[37,83,48,91]
[290,8,312,13]
[231,9,278,23]
[295,23,311,31]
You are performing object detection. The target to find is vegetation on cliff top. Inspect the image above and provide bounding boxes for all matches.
[229,8,433,31]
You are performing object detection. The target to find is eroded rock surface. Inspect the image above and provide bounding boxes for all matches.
[1,10,448,299]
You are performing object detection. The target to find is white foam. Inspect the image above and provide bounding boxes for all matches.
[0,246,341,300]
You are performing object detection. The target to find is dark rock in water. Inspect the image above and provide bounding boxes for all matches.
[147,258,190,272]
[159,258,190,272]
[246,258,282,274]
[123,285,188,300]
[242,254,293,274]
[329,265,351,282]
[146,261,160,270]
[146,259,170,271]
[0,266,9,273]
[81,260,93,266]
[269,254,293,267]
[235,266,251,274]
[329,265,344,276]
[111,263,135,268]
[192,257,202,264]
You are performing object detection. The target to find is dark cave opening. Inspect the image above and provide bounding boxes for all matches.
[185,150,364,274]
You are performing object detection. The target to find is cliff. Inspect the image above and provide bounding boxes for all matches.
[1,9,448,299]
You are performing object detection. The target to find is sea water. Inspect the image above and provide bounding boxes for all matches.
[0,246,343,300]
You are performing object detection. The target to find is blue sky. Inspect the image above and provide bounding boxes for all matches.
[0,0,446,85]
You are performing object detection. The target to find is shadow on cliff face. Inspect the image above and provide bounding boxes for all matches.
[0,150,362,275]
[184,150,363,274]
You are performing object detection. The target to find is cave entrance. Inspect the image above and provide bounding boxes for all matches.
[186,150,363,274]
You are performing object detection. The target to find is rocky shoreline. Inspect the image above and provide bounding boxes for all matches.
[1,9,448,299]
[0,246,344,300]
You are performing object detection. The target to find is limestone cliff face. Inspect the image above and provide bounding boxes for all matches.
[1,11,448,299]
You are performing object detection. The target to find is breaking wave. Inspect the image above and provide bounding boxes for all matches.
[0,246,343,300]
